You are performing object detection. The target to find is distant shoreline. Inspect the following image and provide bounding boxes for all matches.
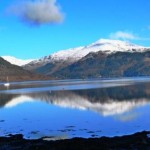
[0,131,150,150]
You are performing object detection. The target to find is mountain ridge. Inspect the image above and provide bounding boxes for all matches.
[52,51,150,79]
[22,39,150,79]
[0,57,49,82]
[23,39,148,76]
[24,39,148,71]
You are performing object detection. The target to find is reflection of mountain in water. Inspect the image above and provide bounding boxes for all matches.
[4,96,33,108]
[30,93,149,117]
[1,83,150,117]
[0,94,19,107]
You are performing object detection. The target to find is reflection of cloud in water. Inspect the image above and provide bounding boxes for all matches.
[42,135,68,141]
[114,112,139,122]
[28,130,68,141]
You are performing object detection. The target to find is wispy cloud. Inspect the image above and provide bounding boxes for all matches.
[8,0,64,26]
[109,31,150,42]
[109,31,138,40]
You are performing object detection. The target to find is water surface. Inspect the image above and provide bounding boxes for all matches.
[0,77,150,140]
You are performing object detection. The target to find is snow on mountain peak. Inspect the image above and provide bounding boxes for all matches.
[26,39,147,67]
[2,56,35,66]
[89,38,144,51]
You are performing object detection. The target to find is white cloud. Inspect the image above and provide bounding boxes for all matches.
[109,31,138,40]
[8,0,64,26]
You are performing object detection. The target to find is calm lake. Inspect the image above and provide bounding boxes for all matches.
[0,77,150,140]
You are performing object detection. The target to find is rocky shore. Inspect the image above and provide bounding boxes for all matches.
[0,131,150,150]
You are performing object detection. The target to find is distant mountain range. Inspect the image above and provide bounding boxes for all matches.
[23,39,150,79]
[1,39,150,79]
[0,57,49,82]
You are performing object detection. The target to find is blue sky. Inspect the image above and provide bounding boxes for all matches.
[0,0,150,59]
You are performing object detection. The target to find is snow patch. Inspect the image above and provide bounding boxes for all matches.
[2,56,35,66]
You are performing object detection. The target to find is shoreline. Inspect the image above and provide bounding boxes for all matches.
[0,131,150,150]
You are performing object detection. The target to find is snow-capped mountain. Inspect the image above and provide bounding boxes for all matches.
[25,39,147,68]
[2,56,35,66]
